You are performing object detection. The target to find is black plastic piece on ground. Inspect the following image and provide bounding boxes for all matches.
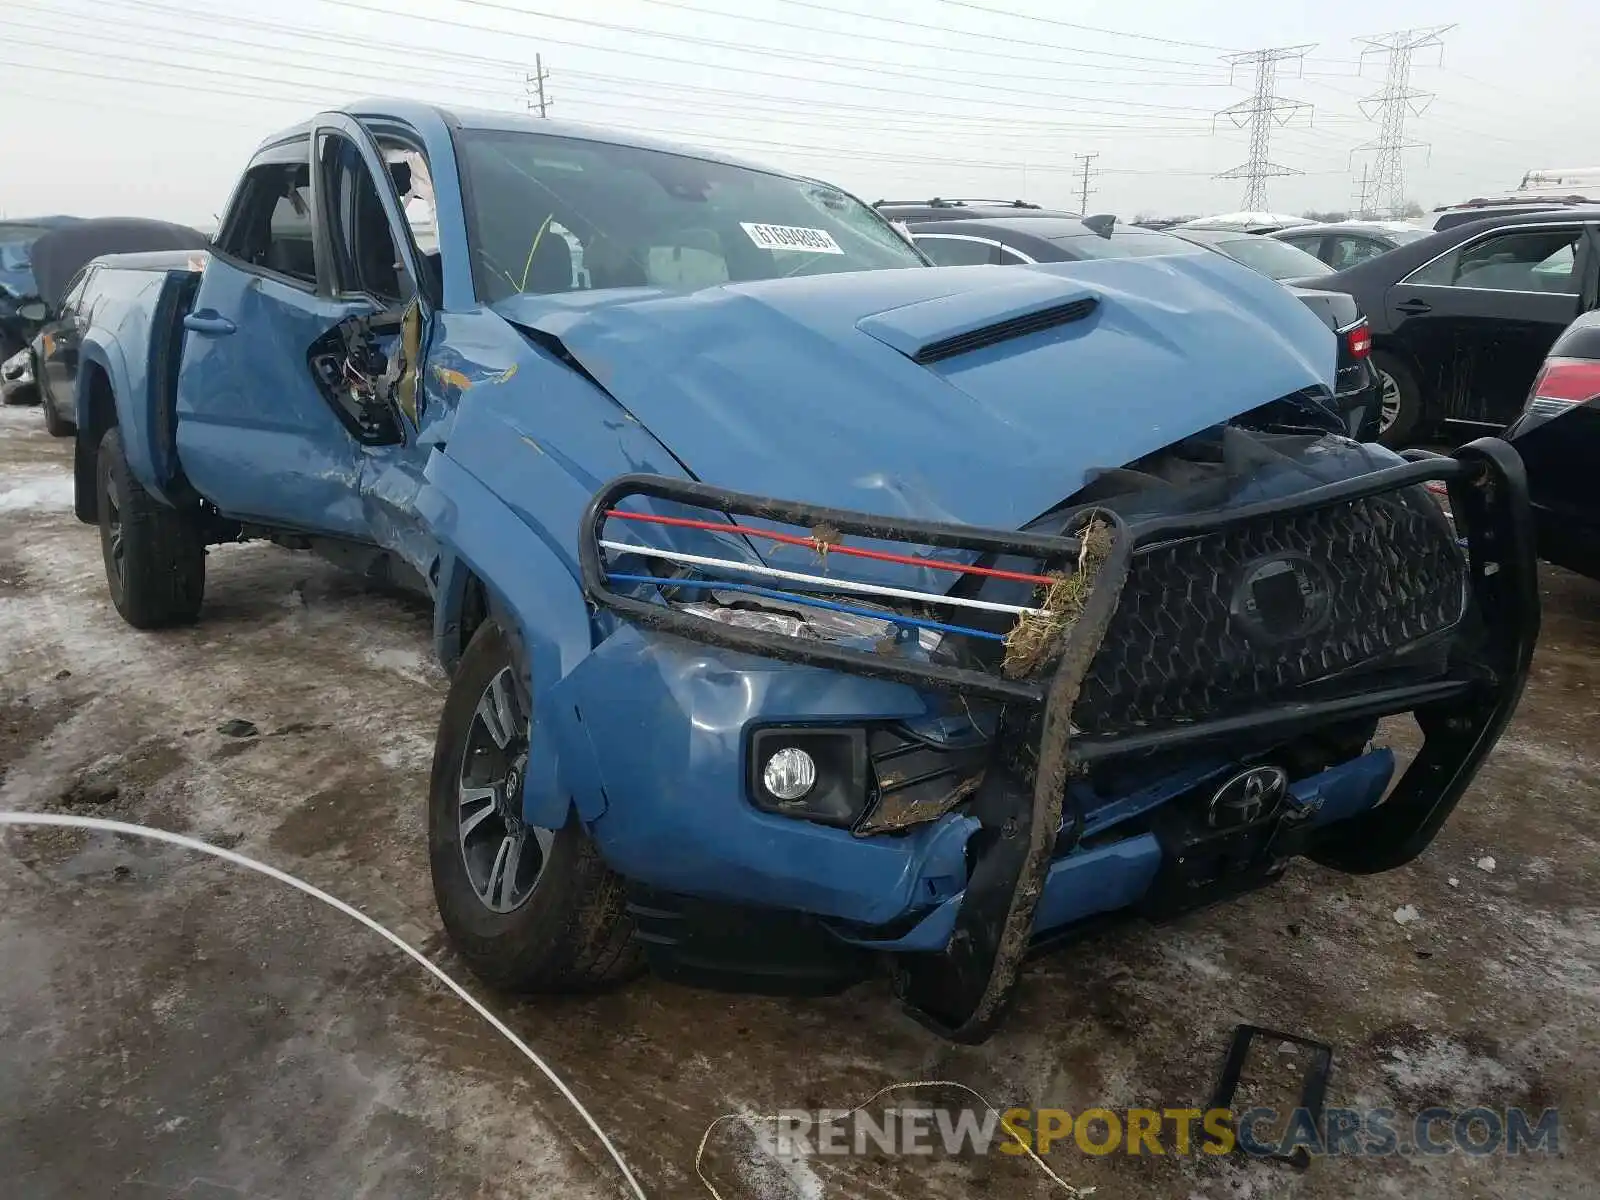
[1209,1024,1334,1171]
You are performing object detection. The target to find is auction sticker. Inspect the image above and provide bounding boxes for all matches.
[741,222,844,254]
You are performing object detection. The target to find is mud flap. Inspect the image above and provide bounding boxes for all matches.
[893,509,1133,1043]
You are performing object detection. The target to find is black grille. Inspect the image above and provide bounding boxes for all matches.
[1073,488,1467,736]
[913,298,1097,364]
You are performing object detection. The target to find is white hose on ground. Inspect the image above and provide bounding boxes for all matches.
[0,811,647,1200]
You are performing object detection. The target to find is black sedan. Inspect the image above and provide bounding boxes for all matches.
[1290,207,1600,446]
[21,217,209,435]
[1269,221,1430,269]
[1504,310,1600,580]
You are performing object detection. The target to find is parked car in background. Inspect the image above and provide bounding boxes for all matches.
[1504,310,1600,579]
[873,198,1079,224]
[1292,208,1600,446]
[1176,212,1314,235]
[1424,197,1594,233]
[21,218,210,435]
[903,216,1382,440]
[1270,221,1430,269]
[0,216,82,360]
[1167,225,1334,281]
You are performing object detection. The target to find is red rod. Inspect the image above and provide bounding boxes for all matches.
[605,509,1056,587]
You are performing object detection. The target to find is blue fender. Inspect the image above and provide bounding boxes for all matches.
[75,268,195,508]
[417,452,609,828]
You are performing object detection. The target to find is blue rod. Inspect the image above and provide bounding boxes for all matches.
[603,574,1007,642]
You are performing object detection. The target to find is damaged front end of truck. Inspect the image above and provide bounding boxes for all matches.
[577,421,1537,1042]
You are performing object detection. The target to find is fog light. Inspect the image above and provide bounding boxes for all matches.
[762,747,816,802]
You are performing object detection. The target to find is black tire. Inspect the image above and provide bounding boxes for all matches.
[429,619,643,993]
[96,426,205,628]
[42,389,73,437]
[1373,351,1425,448]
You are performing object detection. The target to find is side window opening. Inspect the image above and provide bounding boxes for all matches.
[382,140,442,304]
[320,134,412,307]
[217,153,315,285]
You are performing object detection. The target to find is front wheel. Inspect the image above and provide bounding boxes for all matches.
[96,426,205,628]
[428,619,643,993]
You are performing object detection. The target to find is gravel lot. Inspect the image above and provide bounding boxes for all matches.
[2,400,1595,1199]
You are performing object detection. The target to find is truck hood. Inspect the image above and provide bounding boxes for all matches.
[493,255,1336,531]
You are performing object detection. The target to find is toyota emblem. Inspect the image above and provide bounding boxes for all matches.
[1208,765,1289,828]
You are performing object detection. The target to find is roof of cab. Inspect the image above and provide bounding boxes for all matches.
[255,98,778,176]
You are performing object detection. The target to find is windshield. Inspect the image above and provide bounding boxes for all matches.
[1049,230,1196,260]
[455,129,925,302]
[1210,235,1333,279]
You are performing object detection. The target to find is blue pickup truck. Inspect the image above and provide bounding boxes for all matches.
[69,101,1538,1040]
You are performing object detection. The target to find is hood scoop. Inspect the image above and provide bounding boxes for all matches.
[913,297,1098,363]
[855,277,1100,365]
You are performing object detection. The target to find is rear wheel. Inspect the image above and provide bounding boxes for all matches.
[1373,351,1425,448]
[96,426,205,628]
[428,619,642,992]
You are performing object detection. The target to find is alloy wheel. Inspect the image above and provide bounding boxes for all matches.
[1378,369,1402,433]
[456,666,554,914]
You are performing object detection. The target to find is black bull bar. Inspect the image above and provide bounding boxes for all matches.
[579,438,1539,1042]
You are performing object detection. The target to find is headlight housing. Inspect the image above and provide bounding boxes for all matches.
[680,597,942,654]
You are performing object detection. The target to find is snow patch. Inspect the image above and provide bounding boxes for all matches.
[364,646,443,686]
[0,473,73,513]
[1380,1031,1523,1100]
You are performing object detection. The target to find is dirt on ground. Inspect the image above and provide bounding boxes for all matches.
[1,401,1596,1199]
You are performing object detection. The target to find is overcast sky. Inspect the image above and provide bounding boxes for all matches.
[0,0,1590,226]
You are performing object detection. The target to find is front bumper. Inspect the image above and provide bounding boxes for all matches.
[579,439,1538,1039]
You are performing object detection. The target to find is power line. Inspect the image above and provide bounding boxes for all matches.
[19,0,1214,136]
[312,0,1221,112]
[1073,153,1099,212]
[0,24,518,104]
[1213,45,1315,210]
[0,9,519,98]
[1351,26,1453,218]
[633,0,1233,75]
[925,0,1236,53]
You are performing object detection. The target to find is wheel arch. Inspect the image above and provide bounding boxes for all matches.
[421,454,607,831]
[72,357,119,524]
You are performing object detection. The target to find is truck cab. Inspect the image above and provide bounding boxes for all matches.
[73,109,455,623]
